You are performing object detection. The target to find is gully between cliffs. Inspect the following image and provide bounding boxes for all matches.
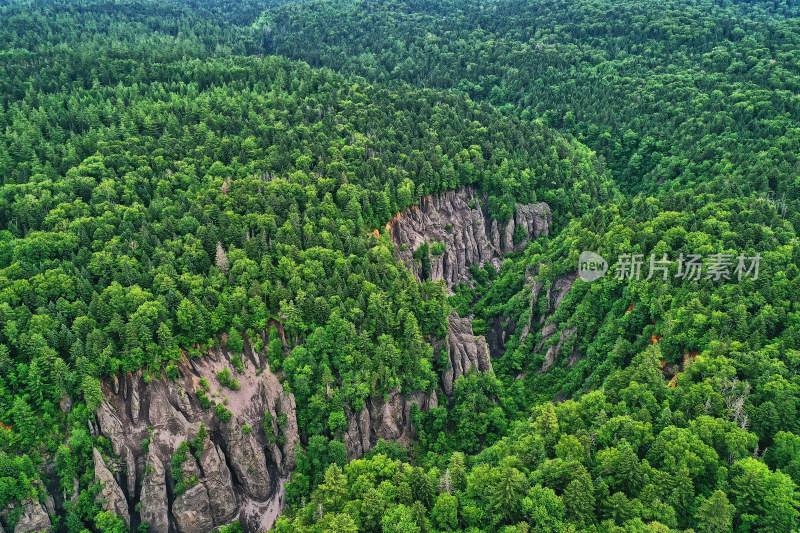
[86,187,560,533]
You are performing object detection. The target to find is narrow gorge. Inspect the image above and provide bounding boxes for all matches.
[70,187,570,533]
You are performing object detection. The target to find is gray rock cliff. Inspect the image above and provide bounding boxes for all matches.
[435,311,494,396]
[93,448,131,527]
[95,337,298,533]
[13,500,50,533]
[139,448,168,533]
[389,186,550,289]
[344,388,438,460]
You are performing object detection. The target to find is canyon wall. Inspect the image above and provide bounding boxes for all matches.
[93,341,298,533]
[388,186,551,288]
[80,187,548,533]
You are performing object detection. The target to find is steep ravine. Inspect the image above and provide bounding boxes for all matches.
[387,185,580,372]
[80,188,557,533]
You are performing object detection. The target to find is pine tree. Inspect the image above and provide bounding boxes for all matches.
[562,469,595,525]
[447,452,467,492]
[316,464,347,513]
[267,325,285,371]
[695,490,734,533]
[410,467,435,509]
[534,403,560,450]
[489,464,528,524]
[431,492,458,531]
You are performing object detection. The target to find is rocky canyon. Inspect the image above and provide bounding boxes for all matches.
[12,188,564,533]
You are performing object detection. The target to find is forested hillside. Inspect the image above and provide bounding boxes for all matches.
[259,0,800,531]
[260,0,800,195]
[0,0,798,532]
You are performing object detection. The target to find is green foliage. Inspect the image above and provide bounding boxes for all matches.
[413,242,432,281]
[695,490,734,533]
[287,355,800,531]
[94,511,127,533]
[164,364,180,381]
[226,329,244,356]
[216,522,243,533]
[217,368,241,391]
[1,0,799,531]
[382,505,421,533]
[262,0,800,200]
[197,391,212,410]
[214,405,233,424]
[171,442,197,498]
[431,492,458,531]
[190,424,207,460]
[267,326,284,372]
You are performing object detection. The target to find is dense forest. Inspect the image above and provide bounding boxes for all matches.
[261,0,800,196]
[0,0,798,532]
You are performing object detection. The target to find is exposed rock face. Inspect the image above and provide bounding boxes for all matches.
[172,442,237,533]
[436,311,494,396]
[541,326,578,372]
[171,485,215,533]
[88,189,553,531]
[13,499,50,533]
[345,388,438,461]
[139,449,168,533]
[95,338,299,533]
[226,432,272,501]
[389,186,551,288]
[93,448,131,527]
[516,267,581,372]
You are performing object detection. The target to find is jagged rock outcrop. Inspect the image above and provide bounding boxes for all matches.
[172,442,237,533]
[139,449,168,533]
[517,267,581,372]
[435,311,494,396]
[389,186,551,288]
[89,188,552,531]
[541,326,578,372]
[93,448,131,527]
[226,432,272,501]
[13,499,50,533]
[345,388,438,461]
[95,338,299,533]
